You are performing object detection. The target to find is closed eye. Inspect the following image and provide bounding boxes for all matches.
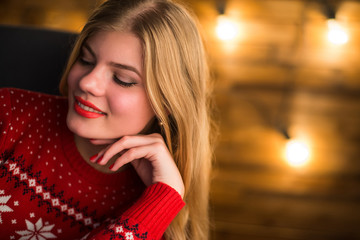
[113,75,137,88]
[79,57,94,66]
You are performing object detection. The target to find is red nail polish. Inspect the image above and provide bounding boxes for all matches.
[90,153,98,162]
[109,163,115,170]
[96,155,104,163]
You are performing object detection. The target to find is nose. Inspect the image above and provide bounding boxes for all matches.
[78,66,107,96]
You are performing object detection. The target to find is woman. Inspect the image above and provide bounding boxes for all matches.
[0,0,213,239]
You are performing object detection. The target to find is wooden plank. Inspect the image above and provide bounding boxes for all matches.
[211,168,360,238]
[211,220,360,240]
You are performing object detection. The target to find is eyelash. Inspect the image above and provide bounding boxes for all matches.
[79,56,136,88]
[113,75,136,88]
[79,57,93,66]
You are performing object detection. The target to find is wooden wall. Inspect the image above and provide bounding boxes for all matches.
[1,0,359,239]
[192,1,360,239]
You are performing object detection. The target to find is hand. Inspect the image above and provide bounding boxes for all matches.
[93,133,185,198]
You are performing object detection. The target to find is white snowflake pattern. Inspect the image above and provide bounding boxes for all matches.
[115,226,123,233]
[15,218,57,240]
[125,232,134,240]
[0,193,14,224]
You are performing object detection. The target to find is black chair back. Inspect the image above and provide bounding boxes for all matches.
[0,25,77,95]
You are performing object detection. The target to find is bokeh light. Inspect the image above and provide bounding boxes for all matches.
[327,19,349,45]
[285,139,311,167]
[215,15,239,41]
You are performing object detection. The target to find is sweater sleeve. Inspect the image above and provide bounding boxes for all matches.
[84,182,185,240]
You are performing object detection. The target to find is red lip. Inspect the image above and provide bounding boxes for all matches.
[74,96,106,119]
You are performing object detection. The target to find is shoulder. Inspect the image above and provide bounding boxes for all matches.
[0,87,67,112]
[0,87,68,129]
[0,87,66,101]
[0,88,68,153]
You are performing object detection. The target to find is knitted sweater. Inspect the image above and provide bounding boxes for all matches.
[0,88,185,240]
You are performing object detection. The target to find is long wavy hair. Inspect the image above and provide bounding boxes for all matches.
[59,0,214,239]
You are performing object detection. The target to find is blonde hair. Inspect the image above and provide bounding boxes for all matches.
[59,0,214,239]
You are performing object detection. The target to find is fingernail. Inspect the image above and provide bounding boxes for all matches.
[109,163,115,171]
[96,155,104,164]
[90,153,98,162]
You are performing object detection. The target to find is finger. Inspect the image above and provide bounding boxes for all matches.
[98,134,163,165]
[88,139,117,163]
[109,144,159,171]
[89,145,111,163]
[90,138,117,145]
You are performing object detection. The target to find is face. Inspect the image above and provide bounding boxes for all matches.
[66,31,155,141]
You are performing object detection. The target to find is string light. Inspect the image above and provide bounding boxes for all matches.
[215,15,239,41]
[285,139,311,167]
[321,0,349,45]
[327,19,349,45]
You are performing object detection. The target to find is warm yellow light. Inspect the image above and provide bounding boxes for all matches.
[285,140,310,167]
[215,15,239,41]
[327,19,349,45]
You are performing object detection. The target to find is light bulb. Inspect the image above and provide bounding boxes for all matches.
[327,19,349,45]
[215,15,239,41]
[285,140,311,167]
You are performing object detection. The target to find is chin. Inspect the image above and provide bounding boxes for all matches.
[66,115,91,138]
[66,119,116,143]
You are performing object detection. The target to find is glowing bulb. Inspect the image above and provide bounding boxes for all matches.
[327,19,349,45]
[215,15,239,41]
[285,140,310,167]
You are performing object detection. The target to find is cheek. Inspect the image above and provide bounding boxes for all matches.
[109,91,154,119]
[109,93,136,115]
[67,64,81,91]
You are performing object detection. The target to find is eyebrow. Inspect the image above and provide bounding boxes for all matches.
[82,43,142,78]
[109,62,142,79]
[83,43,95,58]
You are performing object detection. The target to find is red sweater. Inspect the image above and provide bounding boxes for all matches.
[0,88,185,240]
